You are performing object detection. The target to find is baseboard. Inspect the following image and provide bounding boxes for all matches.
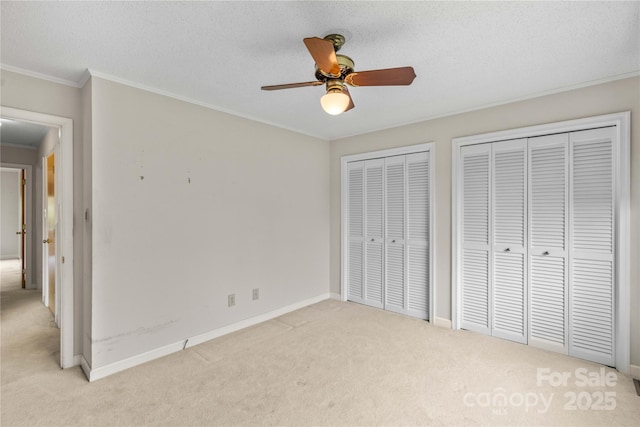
[629,364,640,379]
[433,316,452,329]
[80,355,92,380]
[87,293,332,382]
[89,340,185,382]
[71,354,82,367]
[186,293,331,348]
[329,292,342,300]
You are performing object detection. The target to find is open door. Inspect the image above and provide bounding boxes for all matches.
[43,152,57,321]
[19,169,26,288]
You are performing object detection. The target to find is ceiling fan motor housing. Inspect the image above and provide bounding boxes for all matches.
[315,54,354,81]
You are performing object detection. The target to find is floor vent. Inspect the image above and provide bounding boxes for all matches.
[634,378,640,397]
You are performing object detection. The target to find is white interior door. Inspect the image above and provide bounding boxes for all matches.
[365,159,385,308]
[569,127,615,366]
[460,144,491,334]
[406,152,430,319]
[344,146,433,321]
[491,139,527,343]
[347,161,365,303]
[528,133,569,354]
[384,155,406,314]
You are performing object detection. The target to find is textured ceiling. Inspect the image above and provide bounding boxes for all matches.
[1,1,639,140]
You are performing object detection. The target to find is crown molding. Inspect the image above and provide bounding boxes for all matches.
[0,64,82,88]
[332,70,640,141]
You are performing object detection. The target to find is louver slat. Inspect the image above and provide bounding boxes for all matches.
[348,166,363,237]
[572,139,613,254]
[463,152,490,245]
[493,253,525,338]
[348,241,364,299]
[530,256,566,345]
[462,249,489,329]
[386,244,405,309]
[494,150,525,246]
[530,145,566,250]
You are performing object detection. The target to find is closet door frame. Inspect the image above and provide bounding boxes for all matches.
[452,112,630,374]
[341,142,435,321]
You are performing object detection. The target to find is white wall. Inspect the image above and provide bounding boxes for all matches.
[330,76,640,367]
[89,77,330,368]
[1,169,21,259]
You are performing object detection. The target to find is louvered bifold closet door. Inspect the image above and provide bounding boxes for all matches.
[460,144,491,334]
[347,161,365,303]
[363,159,385,308]
[528,134,569,354]
[406,152,430,319]
[569,127,615,366]
[492,140,527,344]
[385,155,406,314]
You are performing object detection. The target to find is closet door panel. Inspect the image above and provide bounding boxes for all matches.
[528,134,569,353]
[460,145,491,333]
[569,127,615,365]
[492,140,527,343]
[385,156,406,313]
[347,162,365,302]
[364,159,385,308]
[406,152,430,318]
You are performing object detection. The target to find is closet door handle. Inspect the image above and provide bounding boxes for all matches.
[392,239,396,243]
[371,238,375,242]
[504,248,511,252]
[543,251,550,256]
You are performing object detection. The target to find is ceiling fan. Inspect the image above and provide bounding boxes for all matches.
[261,34,416,115]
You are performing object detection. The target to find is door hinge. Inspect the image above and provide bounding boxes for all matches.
[61,256,65,264]
[22,178,26,186]
[22,269,26,275]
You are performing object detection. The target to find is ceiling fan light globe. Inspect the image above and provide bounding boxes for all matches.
[320,91,350,115]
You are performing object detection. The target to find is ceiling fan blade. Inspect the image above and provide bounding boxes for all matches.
[343,86,355,112]
[345,66,416,87]
[303,37,341,76]
[261,81,324,91]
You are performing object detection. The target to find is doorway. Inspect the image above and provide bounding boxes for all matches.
[0,107,75,369]
[1,167,26,291]
[1,164,33,291]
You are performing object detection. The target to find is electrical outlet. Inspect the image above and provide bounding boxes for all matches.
[228,294,235,307]
[252,288,259,300]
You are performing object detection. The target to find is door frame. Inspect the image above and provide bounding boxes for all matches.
[0,106,74,369]
[1,163,33,289]
[451,111,630,374]
[340,142,435,321]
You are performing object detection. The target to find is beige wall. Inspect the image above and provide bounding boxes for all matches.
[89,77,330,368]
[330,76,640,366]
[0,145,37,165]
[1,70,85,357]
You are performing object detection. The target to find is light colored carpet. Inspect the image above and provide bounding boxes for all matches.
[1,289,639,426]
[0,259,22,292]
